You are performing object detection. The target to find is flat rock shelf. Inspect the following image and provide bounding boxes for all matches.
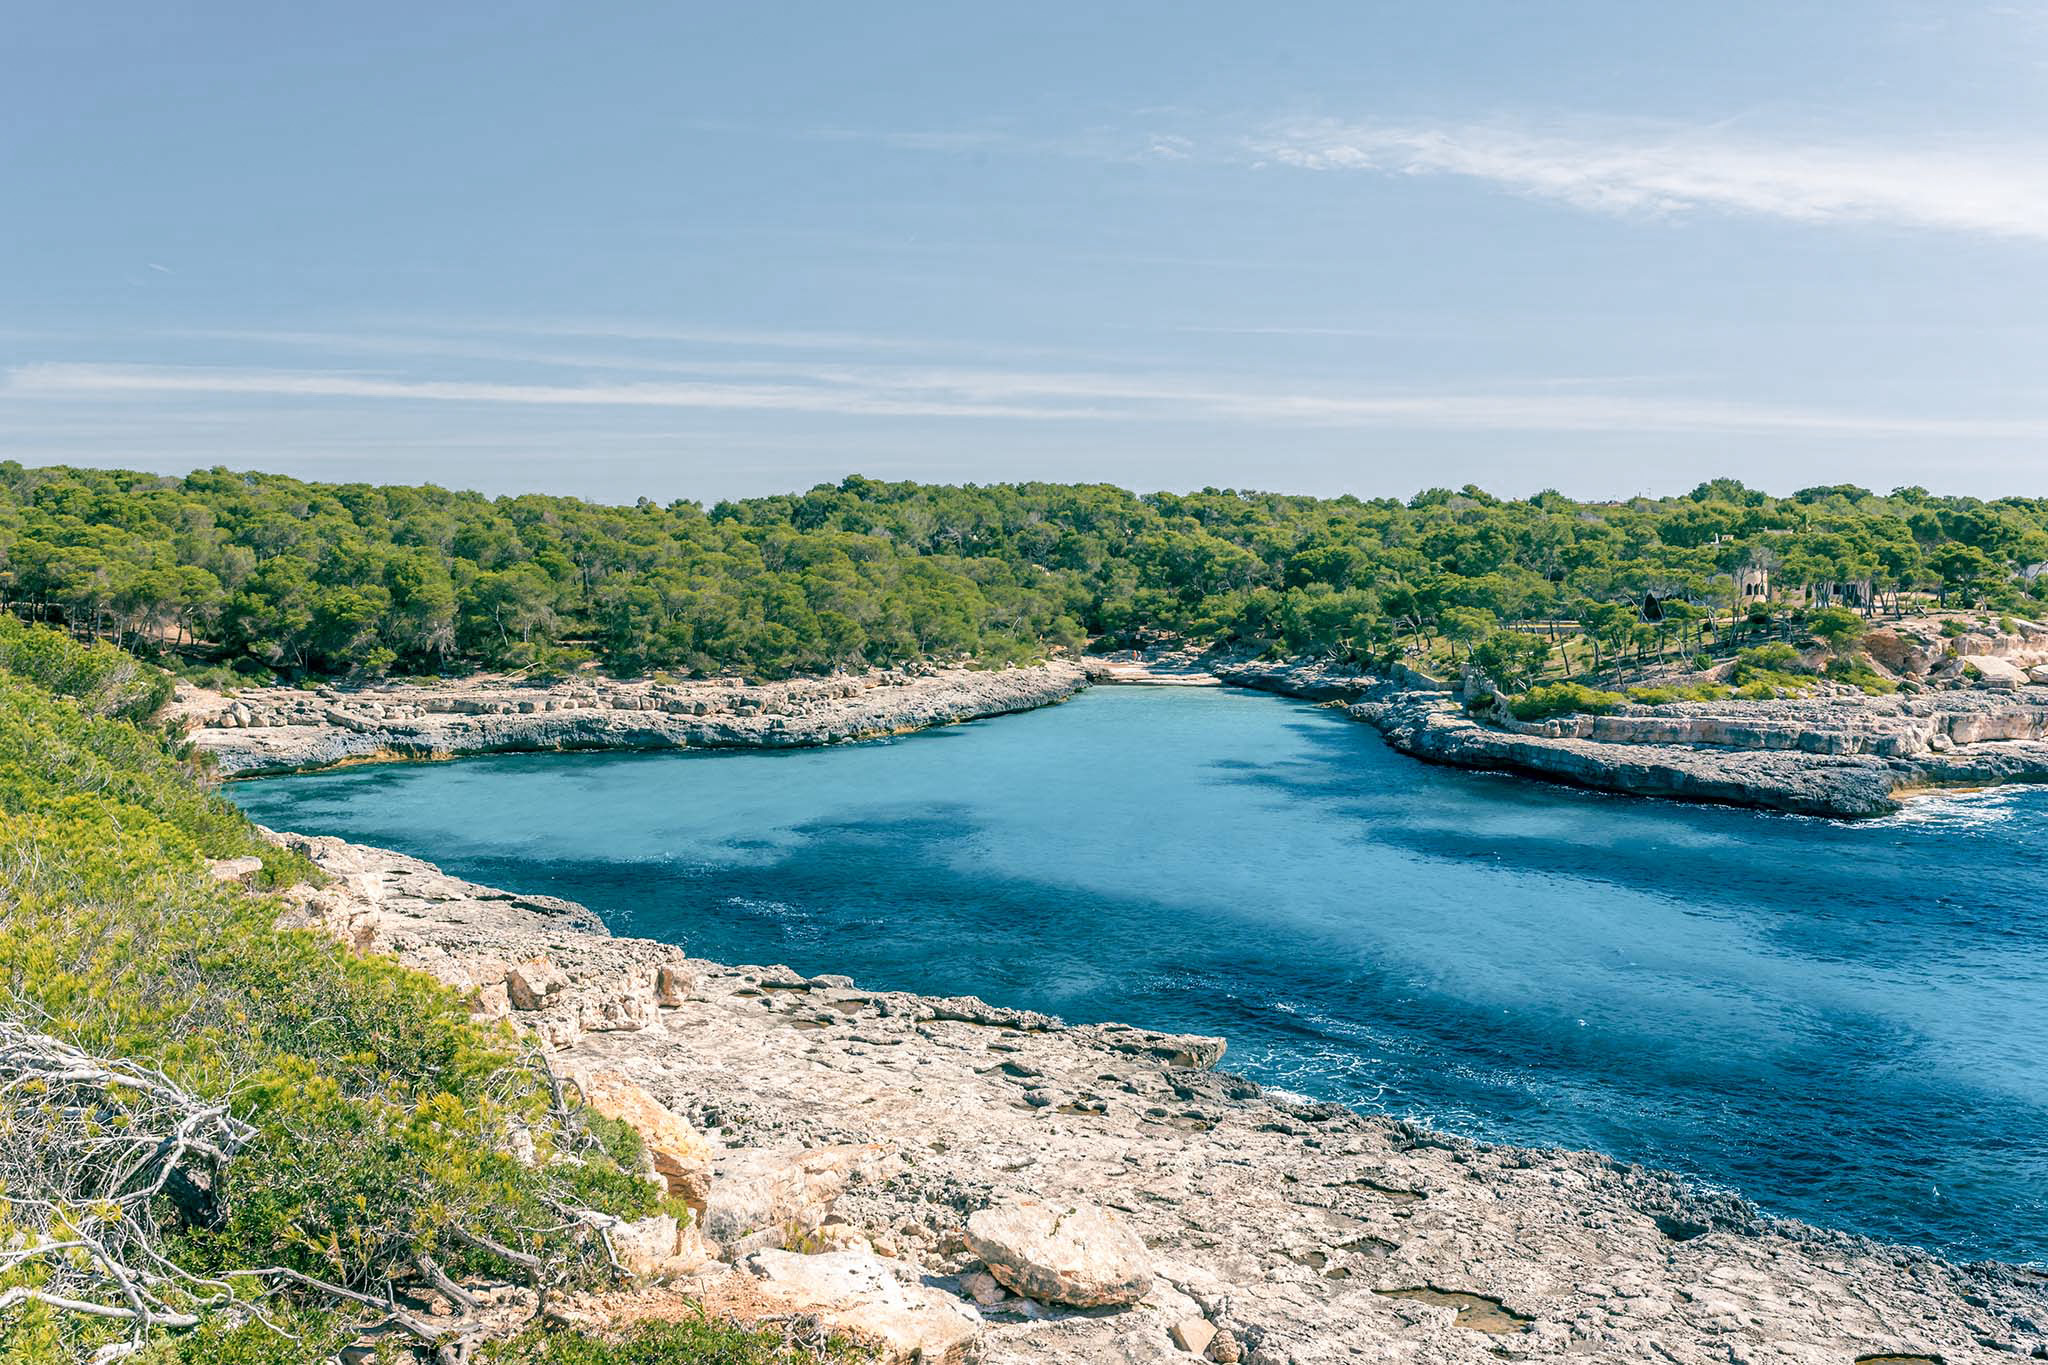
[262,831,2048,1364]
[176,660,1093,776]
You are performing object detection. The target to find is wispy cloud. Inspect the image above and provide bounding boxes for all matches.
[1250,117,2048,241]
[3,364,1072,420]
[13,360,2048,441]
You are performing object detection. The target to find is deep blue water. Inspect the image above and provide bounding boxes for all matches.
[228,687,2048,1264]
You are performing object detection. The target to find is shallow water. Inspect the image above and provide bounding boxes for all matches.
[229,686,2048,1263]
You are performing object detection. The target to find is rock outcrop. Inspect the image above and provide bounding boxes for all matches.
[265,832,2048,1363]
[1219,656,2048,818]
[176,661,1093,776]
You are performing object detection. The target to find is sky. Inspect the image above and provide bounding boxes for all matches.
[4,1,2047,504]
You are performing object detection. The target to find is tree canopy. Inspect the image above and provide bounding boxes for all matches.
[5,463,2047,681]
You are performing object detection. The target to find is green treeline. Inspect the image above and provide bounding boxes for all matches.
[5,463,2047,682]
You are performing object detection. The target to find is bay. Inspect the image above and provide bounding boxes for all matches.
[229,685,2048,1263]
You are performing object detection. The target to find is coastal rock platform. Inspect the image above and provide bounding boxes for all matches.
[1219,660,2048,818]
[174,661,1093,776]
[267,833,2048,1363]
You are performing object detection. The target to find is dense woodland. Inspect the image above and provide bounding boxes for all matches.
[5,462,2047,686]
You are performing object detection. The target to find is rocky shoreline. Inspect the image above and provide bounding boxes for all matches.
[253,833,2045,1364]
[180,624,2048,817]
[174,661,1094,777]
[1217,658,2048,818]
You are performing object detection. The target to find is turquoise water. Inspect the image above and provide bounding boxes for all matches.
[229,686,2048,1264]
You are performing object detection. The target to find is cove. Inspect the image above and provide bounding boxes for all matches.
[228,685,2048,1265]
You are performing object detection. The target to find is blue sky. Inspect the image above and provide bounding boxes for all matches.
[4,1,2047,502]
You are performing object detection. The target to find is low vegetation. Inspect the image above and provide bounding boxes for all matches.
[1624,682,1734,706]
[1729,642,1820,699]
[479,1321,872,1365]
[1509,683,1628,721]
[0,623,847,1363]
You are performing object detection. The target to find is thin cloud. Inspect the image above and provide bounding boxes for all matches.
[12,361,2048,441]
[3,364,1078,421]
[1249,117,2048,242]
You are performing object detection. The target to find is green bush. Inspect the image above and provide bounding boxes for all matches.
[1509,682,1627,721]
[0,614,174,721]
[1627,682,1733,705]
[1735,642,1800,672]
[0,626,662,1362]
[1728,643,1817,698]
[1824,656,1900,695]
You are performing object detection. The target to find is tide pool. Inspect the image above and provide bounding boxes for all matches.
[229,685,2048,1263]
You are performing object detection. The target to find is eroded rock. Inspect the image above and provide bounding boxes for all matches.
[262,833,2048,1365]
[570,1068,715,1213]
[740,1249,981,1363]
[965,1197,1152,1309]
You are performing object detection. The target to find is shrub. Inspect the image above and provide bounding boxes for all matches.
[1510,682,1627,721]
[1736,642,1800,672]
[0,614,173,721]
[0,627,662,1362]
[1627,682,1733,705]
[1728,643,1816,699]
[1825,656,1900,695]
[1807,606,1865,655]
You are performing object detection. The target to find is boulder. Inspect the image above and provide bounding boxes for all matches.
[964,1196,1152,1308]
[574,967,663,1032]
[571,1069,715,1212]
[1170,1316,1217,1354]
[505,958,570,1010]
[1863,627,1938,677]
[1962,654,2029,688]
[703,1143,892,1247]
[740,1250,981,1363]
[655,961,700,1005]
[604,1211,717,1279]
[957,1268,1008,1306]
